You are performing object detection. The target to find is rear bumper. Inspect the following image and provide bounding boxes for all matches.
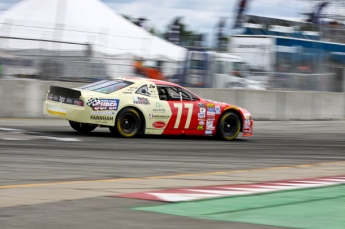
[43,100,89,123]
[44,100,116,126]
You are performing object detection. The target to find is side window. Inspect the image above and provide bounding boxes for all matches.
[157,87,167,101]
[135,84,151,97]
[232,62,242,77]
[165,87,198,101]
[180,88,199,101]
[166,87,180,100]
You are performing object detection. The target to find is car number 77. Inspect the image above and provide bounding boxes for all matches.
[173,103,193,129]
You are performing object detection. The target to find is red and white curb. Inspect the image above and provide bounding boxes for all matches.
[117,175,345,202]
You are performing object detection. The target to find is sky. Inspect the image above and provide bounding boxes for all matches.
[0,0,317,40]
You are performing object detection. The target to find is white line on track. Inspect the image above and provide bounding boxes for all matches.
[0,127,81,142]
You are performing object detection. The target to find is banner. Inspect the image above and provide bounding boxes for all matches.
[216,17,227,51]
[233,0,250,29]
[135,18,147,27]
[307,2,329,24]
[168,17,183,45]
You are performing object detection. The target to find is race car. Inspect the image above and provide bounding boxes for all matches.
[43,77,253,140]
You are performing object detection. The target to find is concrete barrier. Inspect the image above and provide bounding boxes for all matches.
[188,88,345,120]
[0,79,344,120]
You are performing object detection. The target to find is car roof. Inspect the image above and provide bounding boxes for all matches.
[116,76,179,87]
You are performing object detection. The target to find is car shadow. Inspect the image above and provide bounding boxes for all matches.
[40,130,248,142]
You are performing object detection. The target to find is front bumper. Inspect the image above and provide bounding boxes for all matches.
[242,119,253,137]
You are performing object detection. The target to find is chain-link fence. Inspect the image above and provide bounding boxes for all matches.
[229,36,345,92]
[1,37,344,92]
[0,37,179,82]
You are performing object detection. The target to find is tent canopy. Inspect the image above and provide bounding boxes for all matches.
[0,0,186,61]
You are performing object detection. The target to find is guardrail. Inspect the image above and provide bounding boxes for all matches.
[0,79,344,120]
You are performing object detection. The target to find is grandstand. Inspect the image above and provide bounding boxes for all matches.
[240,15,320,40]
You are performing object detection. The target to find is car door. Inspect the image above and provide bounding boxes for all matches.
[162,86,206,135]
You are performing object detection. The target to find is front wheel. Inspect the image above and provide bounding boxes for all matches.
[109,107,142,138]
[216,111,241,141]
[69,121,97,133]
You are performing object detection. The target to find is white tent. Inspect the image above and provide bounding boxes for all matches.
[0,0,186,61]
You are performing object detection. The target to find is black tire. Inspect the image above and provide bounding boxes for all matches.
[216,111,241,141]
[109,107,142,138]
[69,121,97,133]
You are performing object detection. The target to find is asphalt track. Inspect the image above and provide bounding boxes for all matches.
[0,119,344,229]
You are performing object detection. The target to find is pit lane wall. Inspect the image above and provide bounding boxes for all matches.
[0,79,344,120]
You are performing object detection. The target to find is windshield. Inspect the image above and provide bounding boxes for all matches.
[189,60,206,70]
[78,80,133,94]
[233,62,250,77]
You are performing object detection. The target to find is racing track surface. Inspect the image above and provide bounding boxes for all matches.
[0,119,344,229]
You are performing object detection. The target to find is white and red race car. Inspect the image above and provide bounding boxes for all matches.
[43,77,253,140]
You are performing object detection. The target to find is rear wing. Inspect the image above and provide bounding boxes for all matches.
[47,86,83,106]
[49,86,81,98]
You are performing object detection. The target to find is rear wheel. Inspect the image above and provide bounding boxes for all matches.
[216,111,241,140]
[69,121,97,133]
[109,107,142,137]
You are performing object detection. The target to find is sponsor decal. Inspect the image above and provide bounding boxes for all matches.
[207,119,214,124]
[205,130,212,135]
[73,99,84,106]
[199,121,205,125]
[197,125,204,130]
[87,98,120,111]
[91,111,116,115]
[206,119,215,130]
[200,108,206,113]
[215,106,221,114]
[156,102,163,108]
[47,107,67,116]
[207,112,215,117]
[245,119,250,124]
[133,96,150,105]
[244,131,251,134]
[206,103,215,108]
[198,113,205,118]
[149,84,156,89]
[51,94,77,105]
[151,101,164,112]
[152,121,166,128]
[198,103,205,108]
[66,98,73,104]
[244,114,251,119]
[149,114,170,119]
[59,96,66,103]
[225,106,239,111]
[90,115,114,121]
[208,107,215,112]
[153,108,166,112]
[122,91,133,94]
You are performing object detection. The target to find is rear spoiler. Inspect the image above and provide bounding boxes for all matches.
[50,86,81,98]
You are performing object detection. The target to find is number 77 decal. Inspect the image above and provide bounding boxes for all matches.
[173,103,193,129]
